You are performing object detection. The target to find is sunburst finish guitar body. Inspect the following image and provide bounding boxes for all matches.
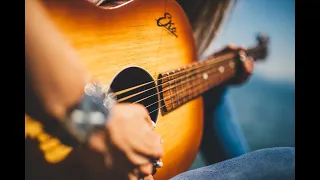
[25,0,268,179]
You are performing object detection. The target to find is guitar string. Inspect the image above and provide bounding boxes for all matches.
[147,68,234,115]
[110,52,236,96]
[112,52,235,96]
[116,56,235,103]
[127,58,234,105]
[131,62,228,105]
[143,66,234,110]
[131,65,222,105]
[89,0,254,96]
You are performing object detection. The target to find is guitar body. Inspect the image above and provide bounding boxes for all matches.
[25,0,204,179]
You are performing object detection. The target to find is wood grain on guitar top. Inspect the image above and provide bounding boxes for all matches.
[25,0,204,179]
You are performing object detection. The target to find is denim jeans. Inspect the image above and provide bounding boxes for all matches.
[171,147,295,180]
[201,88,250,164]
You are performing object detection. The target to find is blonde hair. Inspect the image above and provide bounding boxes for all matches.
[178,0,235,56]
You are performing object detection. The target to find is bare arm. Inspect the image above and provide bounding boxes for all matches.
[25,2,163,178]
[25,0,88,121]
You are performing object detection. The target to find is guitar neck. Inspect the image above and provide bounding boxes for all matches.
[158,52,237,113]
[158,34,269,114]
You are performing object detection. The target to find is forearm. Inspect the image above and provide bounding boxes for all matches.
[25,0,88,121]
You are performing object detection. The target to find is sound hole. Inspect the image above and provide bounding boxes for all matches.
[110,67,159,123]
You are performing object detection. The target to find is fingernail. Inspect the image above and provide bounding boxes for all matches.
[238,50,245,55]
[160,138,164,144]
[240,54,247,62]
[151,121,156,129]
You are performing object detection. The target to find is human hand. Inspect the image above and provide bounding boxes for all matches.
[212,45,254,85]
[143,174,154,180]
[88,103,163,179]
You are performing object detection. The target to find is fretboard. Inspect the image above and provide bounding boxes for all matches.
[158,34,269,114]
[158,52,238,113]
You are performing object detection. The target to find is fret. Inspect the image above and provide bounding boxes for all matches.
[157,35,269,114]
[179,68,186,104]
[191,64,199,98]
[188,65,194,99]
[181,67,189,102]
[161,72,173,112]
[187,66,193,100]
[158,54,240,114]
[158,60,236,113]
[204,62,211,90]
[196,64,202,96]
[169,71,177,109]
[166,72,174,111]
[200,64,207,94]
[181,67,187,103]
[171,70,179,106]
[179,68,186,103]
[176,69,183,106]
[210,67,219,89]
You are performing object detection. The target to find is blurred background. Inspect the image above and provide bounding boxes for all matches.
[192,0,295,168]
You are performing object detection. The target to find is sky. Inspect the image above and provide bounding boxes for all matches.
[204,0,295,82]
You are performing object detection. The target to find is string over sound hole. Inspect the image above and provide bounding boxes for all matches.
[110,67,160,123]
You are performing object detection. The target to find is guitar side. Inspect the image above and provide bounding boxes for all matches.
[25,0,204,180]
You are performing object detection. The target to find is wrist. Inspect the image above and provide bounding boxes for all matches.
[63,82,116,144]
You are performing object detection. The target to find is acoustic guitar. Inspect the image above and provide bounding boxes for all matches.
[25,0,269,179]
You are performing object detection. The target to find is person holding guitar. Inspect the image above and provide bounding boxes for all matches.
[25,0,294,180]
[26,0,163,179]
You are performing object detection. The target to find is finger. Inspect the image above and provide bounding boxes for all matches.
[150,134,164,158]
[238,57,254,83]
[88,130,107,153]
[214,45,234,55]
[144,174,154,180]
[138,163,153,176]
[127,151,152,166]
[130,132,163,161]
[226,44,237,50]
[243,56,254,74]
[128,172,139,180]
[214,44,241,56]
[141,134,164,159]
[104,153,113,169]
[238,45,247,51]
[133,104,149,117]
[133,104,155,130]
[144,116,156,131]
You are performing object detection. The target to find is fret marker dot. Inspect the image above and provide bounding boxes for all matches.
[203,73,208,80]
[219,66,225,73]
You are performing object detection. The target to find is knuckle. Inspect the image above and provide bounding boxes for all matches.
[226,44,234,49]
[140,164,153,175]
[127,154,148,166]
[239,46,246,50]
[133,103,145,109]
[126,153,138,164]
[136,104,149,114]
[227,44,236,50]
[130,104,148,116]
